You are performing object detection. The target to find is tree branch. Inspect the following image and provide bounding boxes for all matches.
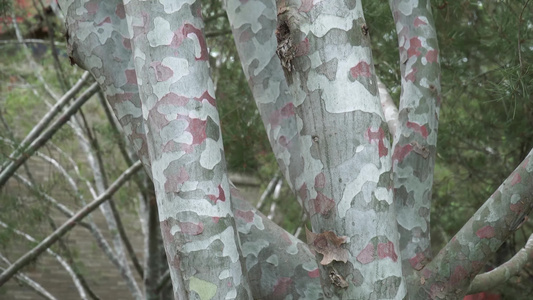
[0,82,99,188]
[467,233,533,294]
[0,161,142,287]
[418,149,533,298]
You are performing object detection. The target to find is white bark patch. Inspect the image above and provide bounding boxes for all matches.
[397,0,417,15]
[87,55,103,69]
[115,100,142,119]
[266,254,279,266]
[224,288,237,299]
[338,163,381,218]
[182,227,239,262]
[252,79,280,104]
[152,57,189,99]
[160,0,195,13]
[304,9,363,38]
[241,239,269,258]
[147,17,174,47]
[160,118,189,144]
[151,152,184,188]
[186,31,203,59]
[225,1,268,34]
[200,139,222,170]
[307,46,381,114]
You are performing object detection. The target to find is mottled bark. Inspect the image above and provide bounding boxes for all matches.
[388,1,441,286]
[272,0,405,298]
[417,150,533,299]
[50,0,533,299]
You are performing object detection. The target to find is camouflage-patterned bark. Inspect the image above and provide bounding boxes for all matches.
[271,0,405,298]
[59,0,320,298]
[415,150,533,298]
[121,1,253,298]
[56,0,533,299]
[388,0,441,286]
[225,0,305,202]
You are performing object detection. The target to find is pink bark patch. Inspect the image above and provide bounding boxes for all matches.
[405,67,418,82]
[414,17,427,27]
[96,16,111,26]
[296,38,310,56]
[281,103,295,117]
[278,136,290,147]
[183,24,208,61]
[510,172,521,186]
[308,268,320,278]
[161,93,189,106]
[366,128,389,157]
[115,3,126,19]
[148,106,170,129]
[269,110,281,128]
[450,265,468,286]
[239,29,252,42]
[164,167,189,192]
[179,221,204,235]
[299,0,313,12]
[312,192,335,215]
[272,277,292,298]
[212,216,220,223]
[407,37,422,58]
[315,173,326,189]
[124,69,137,84]
[122,37,131,50]
[426,49,438,63]
[393,143,413,162]
[150,62,174,82]
[409,252,427,269]
[356,243,375,264]
[281,231,293,244]
[377,242,398,262]
[476,226,495,239]
[114,92,133,102]
[217,184,226,202]
[235,209,254,223]
[194,90,216,107]
[350,62,372,79]
[406,121,428,138]
[186,118,207,145]
[85,1,98,14]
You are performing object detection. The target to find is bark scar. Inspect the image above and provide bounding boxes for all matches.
[276,7,296,73]
[275,20,295,72]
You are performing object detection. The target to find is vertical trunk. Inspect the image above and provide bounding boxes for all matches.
[274,0,405,298]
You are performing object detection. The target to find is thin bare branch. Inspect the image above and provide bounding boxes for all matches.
[0,161,142,287]
[0,82,99,188]
[0,223,88,299]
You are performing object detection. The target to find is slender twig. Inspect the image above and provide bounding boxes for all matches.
[0,82,99,188]
[256,175,280,210]
[0,223,88,299]
[0,257,57,300]
[517,0,531,75]
[73,107,143,298]
[0,161,142,286]
[0,39,65,46]
[154,269,171,294]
